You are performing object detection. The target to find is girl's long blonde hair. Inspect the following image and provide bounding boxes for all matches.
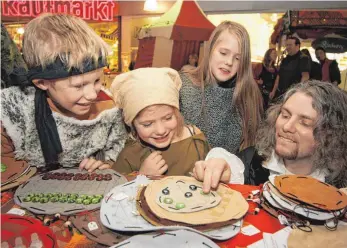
[188,21,263,150]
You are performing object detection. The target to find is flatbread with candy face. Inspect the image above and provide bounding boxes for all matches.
[145,176,249,225]
[138,186,239,231]
[156,178,221,213]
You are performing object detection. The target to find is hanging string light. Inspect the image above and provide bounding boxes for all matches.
[144,0,158,11]
[17,27,24,35]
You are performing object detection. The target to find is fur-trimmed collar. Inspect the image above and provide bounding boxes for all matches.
[1,87,127,167]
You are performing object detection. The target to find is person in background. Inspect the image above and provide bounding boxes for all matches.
[270,36,310,100]
[195,81,347,191]
[128,50,137,71]
[253,48,278,109]
[1,24,28,88]
[179,21,263,155]
[180,53,199,71]
[1,14,127,172]
[315,47,341,86]
[301,48,322,80]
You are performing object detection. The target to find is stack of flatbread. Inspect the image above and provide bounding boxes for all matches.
[136,176,248,232]
[261,175,347,225]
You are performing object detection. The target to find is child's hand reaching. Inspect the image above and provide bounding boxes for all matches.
[139,151,168,176]
[79,157,111,173]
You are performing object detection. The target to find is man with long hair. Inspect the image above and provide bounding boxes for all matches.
[194,81,347,191]
[256,80,347,188]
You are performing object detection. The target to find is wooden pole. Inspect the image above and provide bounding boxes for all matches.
[118,15,122,72]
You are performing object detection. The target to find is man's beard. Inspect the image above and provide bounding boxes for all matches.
[275,144,298,160]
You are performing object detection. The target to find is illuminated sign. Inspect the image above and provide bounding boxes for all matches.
[1,0,118,22]
[312,37,347,53]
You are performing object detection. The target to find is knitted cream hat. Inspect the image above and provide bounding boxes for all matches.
[111,67,182,125]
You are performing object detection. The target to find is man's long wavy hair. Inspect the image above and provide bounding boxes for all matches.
[256,81,347,187]
[187,21,263,150]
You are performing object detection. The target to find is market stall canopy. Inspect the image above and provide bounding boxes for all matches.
[138,0,215,41]
[271,10,347,45]
[135,0,215,70]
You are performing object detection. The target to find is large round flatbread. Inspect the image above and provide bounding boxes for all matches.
[14,168,127,215]
[266,182,318,210]
[144,176,248,225]
[1,159,29,185]
[1,214,57,247]
[1,167,37,192]
[137,186,239,231]
[263,183,343,221]
[274,175,347,210]
[288,225,347,248]
[109,230,219,248]
[71,210,130,246]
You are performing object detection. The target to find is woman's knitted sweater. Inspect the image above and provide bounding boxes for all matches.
[179,73,242,153]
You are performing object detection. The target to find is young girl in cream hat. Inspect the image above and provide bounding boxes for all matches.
[111,68,210,177]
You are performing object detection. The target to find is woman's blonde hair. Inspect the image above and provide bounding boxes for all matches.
[189,21,263,150]
[23,13,111,71]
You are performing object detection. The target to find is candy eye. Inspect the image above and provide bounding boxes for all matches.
[162,189,170,195]
[185,192,193,198]
[189,185,197,191]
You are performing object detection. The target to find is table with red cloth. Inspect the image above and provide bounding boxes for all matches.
[217,184,284,248]
[1,183,284,248]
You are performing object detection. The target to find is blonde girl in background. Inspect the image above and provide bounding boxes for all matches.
[179,21,263,155]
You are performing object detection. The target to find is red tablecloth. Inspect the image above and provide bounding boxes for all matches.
[216,184,284,248]
[2,182,284,248]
